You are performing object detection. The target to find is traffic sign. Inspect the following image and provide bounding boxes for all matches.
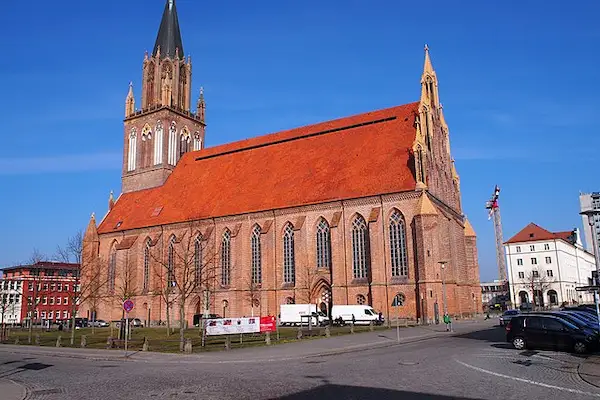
[123,299,135,313]
[391,294,405,307]
[576,286,600,292]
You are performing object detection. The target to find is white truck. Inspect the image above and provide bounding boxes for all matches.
[331,305,382,325]
[280,304,327,326]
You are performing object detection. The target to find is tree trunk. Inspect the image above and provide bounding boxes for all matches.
[70,304,77,345]
[179,299,186,352]
[165,298,171,336]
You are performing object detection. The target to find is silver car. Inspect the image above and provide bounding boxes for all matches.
[499,310,520,326]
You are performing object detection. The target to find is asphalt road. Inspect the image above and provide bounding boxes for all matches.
[2,325,600,399]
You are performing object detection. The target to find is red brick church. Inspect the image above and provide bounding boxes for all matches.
[81,0,481,326]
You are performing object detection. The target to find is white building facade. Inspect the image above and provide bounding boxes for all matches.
[0,278,23,325]
[505,223,596,309]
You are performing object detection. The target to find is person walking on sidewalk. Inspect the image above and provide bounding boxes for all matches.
[443,313,453,332]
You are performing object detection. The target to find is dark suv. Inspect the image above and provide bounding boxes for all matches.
[506,314,597,354]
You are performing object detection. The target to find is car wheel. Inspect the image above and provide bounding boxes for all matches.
[512,336,526,350]
[574,341,588,354]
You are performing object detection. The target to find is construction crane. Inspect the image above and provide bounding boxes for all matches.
[485,185,507,282]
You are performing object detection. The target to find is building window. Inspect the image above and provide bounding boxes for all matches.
[28,283,33,291]
[251,224,262,285]
[221,230,231,286]
[352,215,370,279]
[180,128,191,158]
[531,258,537,265]
[154,120,164,165]
[389,210,408,277]
[168,122,177,165]
[50,283,55,291]
[530,245,535,251]
[57,283,62,292]
[41,311,46,319]
[356,294,367,305]
[283,223,296,284]
[108,245,117,293]
[63,310,68,319]
[64,297,68,305]
[285,297,295,304]
[545,257,551,264]
[49,297,54,305]
[518,272,525,279]
[42,297,47,305]
[167,235,176,288]
[64,284,69,291]
[516,246,521,253]
[316,218,332,270]
[547,270,553,277]
[143,238,151,292]
[127,128,137,171]
[48,311,53,320]
[517,258,523,266]
[194,235,202,287]
[533,270,539,278]
[544,244,550,250]
[57,297,61,305]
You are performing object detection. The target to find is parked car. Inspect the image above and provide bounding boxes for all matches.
[130,318,143,327]
[527,312,598,334]
[506,314,597,354]
[499,310,519,326]
[90,320,109,328]
[193,314,221,327]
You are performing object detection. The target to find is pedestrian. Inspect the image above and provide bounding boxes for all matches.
[378,312,383,324]
[443,313,452,332]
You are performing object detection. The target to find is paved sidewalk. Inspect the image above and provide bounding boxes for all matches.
[0,319,494,364]
[0,379,26,400]
[578,355,600,388]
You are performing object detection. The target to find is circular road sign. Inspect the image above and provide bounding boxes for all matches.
[123,299,135,313]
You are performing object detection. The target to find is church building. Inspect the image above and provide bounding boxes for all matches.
[81,0,481,326]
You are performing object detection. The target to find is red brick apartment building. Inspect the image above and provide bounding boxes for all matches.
[1,262,80,326]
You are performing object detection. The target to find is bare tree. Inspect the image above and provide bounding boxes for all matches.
[26,249,45,344]
[151,222,219,351]
[523,267,554,311]
[296,264,320,305]
[0,291,8,342]
[55,231,109,343]
[245,274,261,317]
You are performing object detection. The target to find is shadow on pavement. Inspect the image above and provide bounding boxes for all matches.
[272,384,481,399]
[454,327,505,343]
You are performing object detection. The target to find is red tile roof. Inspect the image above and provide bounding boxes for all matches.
[505,223,575,244]
[98,102,420,234]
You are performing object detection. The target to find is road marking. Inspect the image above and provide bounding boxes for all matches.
[456,360,600,397]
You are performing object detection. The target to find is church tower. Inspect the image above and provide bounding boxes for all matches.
[122,0,206,193]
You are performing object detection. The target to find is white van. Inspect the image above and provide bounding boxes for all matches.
[331,305,382,325]
[280,304,327,326]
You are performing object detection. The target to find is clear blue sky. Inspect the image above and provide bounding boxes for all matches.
[0,0,598,281]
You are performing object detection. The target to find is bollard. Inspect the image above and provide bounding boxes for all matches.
[325,325,331,338]
[14,337,19,345]
[350,322,355,334]
[80,335,87,348]
[142,337,149,352]
[265,332,271,346]
[184,338,193,354]
[297,329,303,340]
[106,337,113,349]
[369,321,374,332]
[35,334,40,346]
[56,335,62,348]
[224,336,231,351]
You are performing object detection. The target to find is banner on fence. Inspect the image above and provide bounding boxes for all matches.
[260,316,277,333]
[205,316,277,336]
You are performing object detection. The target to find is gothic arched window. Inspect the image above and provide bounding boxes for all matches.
[221,230,231,286]
[127,128,137,171]
[108,244,117,293]
[283,223,295,284]
[352,215,370,280]
[251,225,262,285]
[316,218,332,270]
[193,132,202,151]
[180,127,191,158]
[154,120,164,165]
[194,234,202,287]
[167,235,176,288]
[168,122,177,165]
[143,238,151,292]
[389,210,408,277]
[141,124,153,168]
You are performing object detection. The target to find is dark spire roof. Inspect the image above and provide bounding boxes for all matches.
[153,0,184,59]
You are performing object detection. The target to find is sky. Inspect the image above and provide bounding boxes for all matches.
[0,0,598,281]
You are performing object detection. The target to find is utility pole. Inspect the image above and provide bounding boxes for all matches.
[485,185,507,282]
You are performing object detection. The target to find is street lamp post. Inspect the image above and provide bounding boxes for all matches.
[438,261,449,318]
[580,209,600,332]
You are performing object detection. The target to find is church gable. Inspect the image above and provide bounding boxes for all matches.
[98,102,420,234]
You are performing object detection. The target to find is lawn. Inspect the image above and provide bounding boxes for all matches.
[0,323,394,354]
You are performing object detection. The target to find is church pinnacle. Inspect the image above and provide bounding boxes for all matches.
[153,0,184,60]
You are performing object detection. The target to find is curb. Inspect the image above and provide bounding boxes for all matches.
[0,379,27,400]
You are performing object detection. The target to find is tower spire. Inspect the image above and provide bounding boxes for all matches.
[153,0,184,60]
[423,44,434,75]
[125,82,135,117]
